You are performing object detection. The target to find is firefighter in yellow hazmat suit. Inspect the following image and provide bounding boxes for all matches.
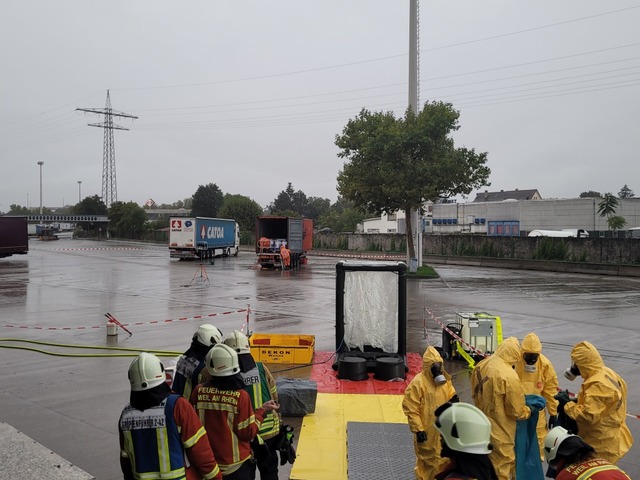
[514,332,559,458]
[471,337,532,480]
[561,341,633,464]
[402,346,458,480]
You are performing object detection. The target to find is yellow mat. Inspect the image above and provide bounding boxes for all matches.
[290,392,408,480]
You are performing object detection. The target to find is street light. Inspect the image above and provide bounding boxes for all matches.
[78,180,82,203]
[37,161,44,215]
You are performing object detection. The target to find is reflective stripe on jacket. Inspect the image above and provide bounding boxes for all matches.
[120,394,187,480]
[240,362,281,439]
[190,385,265,476]
[556,457,631,480]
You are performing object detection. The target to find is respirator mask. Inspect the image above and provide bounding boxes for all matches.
[564,363,581,381]
[431,362,446,386]
[523,353,539,372]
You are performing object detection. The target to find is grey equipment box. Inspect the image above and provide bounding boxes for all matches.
[276,378,318,416]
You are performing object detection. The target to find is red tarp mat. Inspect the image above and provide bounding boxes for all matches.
[310,351,423,395]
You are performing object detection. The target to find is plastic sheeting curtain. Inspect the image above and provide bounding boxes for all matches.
[343,270,398,353]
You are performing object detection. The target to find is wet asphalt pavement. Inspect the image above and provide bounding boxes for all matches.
[1,238,639,479]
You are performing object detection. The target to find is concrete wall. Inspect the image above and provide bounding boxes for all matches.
[313,232,640,265]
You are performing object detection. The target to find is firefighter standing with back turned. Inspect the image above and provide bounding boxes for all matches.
[190,343,279,480]
[224,330,282,480]
[119,352,222,480]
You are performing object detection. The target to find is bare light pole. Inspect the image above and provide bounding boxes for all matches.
[37,161,44,215]
[407,0,422,272]
[78,181,82,203]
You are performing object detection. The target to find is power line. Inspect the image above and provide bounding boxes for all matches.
[420,5,640,53]
[112,54,407,92]
[77,90,138,208]
[422,42,640,82]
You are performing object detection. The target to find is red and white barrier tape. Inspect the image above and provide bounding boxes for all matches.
[55,247,145,251]
[426,308,490,358]
[1,308,249,331]
[309,252,405,260]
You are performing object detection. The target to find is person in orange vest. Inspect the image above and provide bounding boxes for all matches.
[258,237,271,253]
[119,352,222,480]
[279,243,291,270]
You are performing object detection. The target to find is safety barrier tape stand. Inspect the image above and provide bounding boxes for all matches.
[426,308,489,369]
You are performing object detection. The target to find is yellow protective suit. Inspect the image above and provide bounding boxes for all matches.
[563,341,633,463]
[471,337,531,480]
[402,346,457,480]
[515,332,558,458]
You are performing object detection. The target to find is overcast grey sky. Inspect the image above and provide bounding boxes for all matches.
[2,1,639,212]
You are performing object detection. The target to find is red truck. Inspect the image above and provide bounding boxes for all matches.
[255,216,313,269]
[0,217,29,258]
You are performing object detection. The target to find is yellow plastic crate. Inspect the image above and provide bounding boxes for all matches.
[249,333,315,364]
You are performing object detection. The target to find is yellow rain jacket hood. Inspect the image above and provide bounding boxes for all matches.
[402,346,456,479]
[495,336,522,366]
[570,340,603,379]
[521,332,542,354]
[564,341,633,463]
[515,333,559,456]
[471,337,531,479]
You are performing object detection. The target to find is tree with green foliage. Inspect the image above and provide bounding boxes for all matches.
[335,102,490,258]
[318,197,365,232]
[7,204,31,215]
[73,195,108,215]
[270,182,309,216]
[597,193,619,218]
[191,183,224,218]
[618,184,635,199]
[108,201,148,239]
[579,190,601,198]
[597,193,627,231]
[218,194,263,233]
[72,195,108,233]
[305,196,331,221]
[607,215,627,231]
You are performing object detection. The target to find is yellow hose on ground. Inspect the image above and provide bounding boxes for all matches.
[0,338,181,357]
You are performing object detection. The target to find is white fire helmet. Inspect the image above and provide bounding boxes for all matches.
[128,352,166,391]
[544,426,575,464]
[435,403,492,455]
[206,343,240,377]
[224,330,251,354]
[193,324,223,347]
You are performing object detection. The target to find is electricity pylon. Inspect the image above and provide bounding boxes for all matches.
[77,90,138,208]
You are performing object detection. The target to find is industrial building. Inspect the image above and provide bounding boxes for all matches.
[359,190,640,237]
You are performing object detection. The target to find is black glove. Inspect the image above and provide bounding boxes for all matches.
[449,394,460,403]
[279,441,296,465]
[548,415,558,429]
[554,390,572,406]
[277,424,296,465]
[416,431,427,443]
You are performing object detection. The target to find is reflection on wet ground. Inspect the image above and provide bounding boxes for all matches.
[0,239,638,479]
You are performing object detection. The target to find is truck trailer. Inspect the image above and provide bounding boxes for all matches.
[255,216,313,269]
[169,217,239,260]
[0,216,29,258]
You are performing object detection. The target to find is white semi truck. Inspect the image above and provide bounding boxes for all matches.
[169,217,240,260]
